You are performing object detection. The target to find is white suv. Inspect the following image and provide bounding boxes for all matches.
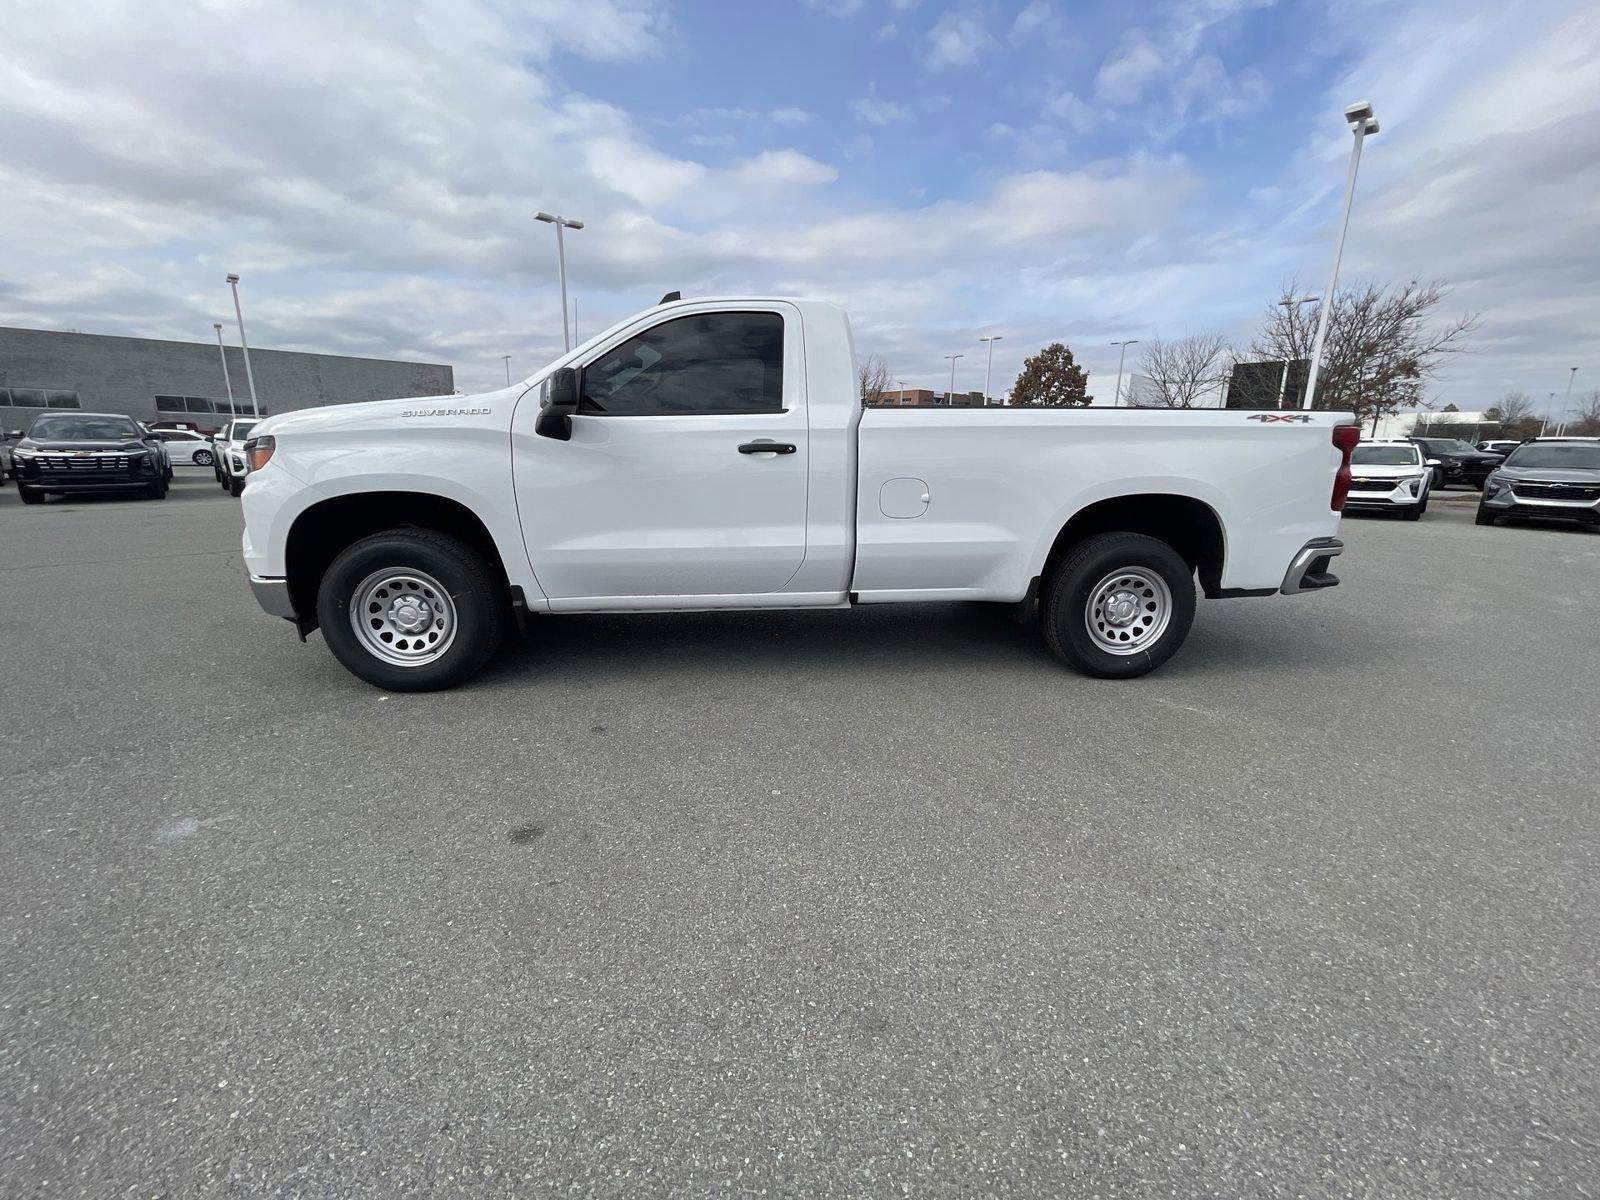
[1346,439,1432,521]
[215,418,259,497]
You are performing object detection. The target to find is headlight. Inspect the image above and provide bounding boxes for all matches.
[14,446,39,459]
[244,435,275,472]
[1483,474,1507,497]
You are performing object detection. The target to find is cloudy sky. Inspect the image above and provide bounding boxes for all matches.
[2,0,1596,412]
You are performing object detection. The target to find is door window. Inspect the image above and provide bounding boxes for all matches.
[580,312,784,416]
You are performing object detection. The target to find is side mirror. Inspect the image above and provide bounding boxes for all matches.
[536,367,580,441]
[1426,458,1441,466]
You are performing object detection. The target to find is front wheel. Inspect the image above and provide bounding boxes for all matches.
[1041,532,1196,679]
[317,529,505,692]
[228,476,245,497]
[1475,506,1496,527]
[195,450,214,466]
[18,486,43,505]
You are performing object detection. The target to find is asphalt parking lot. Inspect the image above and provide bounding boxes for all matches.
[2,473,1597,1198]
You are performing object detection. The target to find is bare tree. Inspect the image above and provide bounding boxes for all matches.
[1567,388,1600,436]
[858,355,892,407]
[1250,279,1478,431]
[1483,390,1540,439]
[1136,333,1233,408]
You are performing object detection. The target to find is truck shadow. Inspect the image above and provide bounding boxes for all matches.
[480,602,1047,684]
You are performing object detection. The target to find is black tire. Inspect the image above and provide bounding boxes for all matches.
[146,477,168,500]
[215,464,224,483]
[1475,506,1496,527]
[1402,502,1423,521]
[1041,532,1196,679]
[317,529,505,692]
[195,450,214,466]
[229,476,245,497]
[18,485,43,505]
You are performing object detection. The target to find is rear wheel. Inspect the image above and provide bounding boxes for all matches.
[317,529,504,692]
[195,449,214,466]
[1041,532,1196,679]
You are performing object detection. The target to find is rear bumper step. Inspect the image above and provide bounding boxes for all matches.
[1280,537,1344,595]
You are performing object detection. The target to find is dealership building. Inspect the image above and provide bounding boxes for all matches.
[0,326,454,432]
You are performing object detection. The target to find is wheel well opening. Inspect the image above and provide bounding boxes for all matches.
[1042,494,1226,596]
[284,492,512,624]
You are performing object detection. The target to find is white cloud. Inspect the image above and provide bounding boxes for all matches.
[1044,90,1096,134]
[853,84,913,126]
[1010,1,1062,47]
[923,8,993,70]
[768,107,814,126]
[1095,34,1165,105]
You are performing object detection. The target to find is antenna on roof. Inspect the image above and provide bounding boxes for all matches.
[659,290,681,304]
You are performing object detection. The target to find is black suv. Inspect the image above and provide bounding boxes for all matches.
[10,412,170,504]
[1477,438,1600,528]
[1409,437,1505,489]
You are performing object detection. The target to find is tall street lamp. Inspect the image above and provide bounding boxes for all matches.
[224,273,261,419]
[1303,101,1380,409]
[502,355,513,386]
[535,211,584,352]
[944,353,965,405]
[212,322,236,414]
[1110,339,1138,407]
[978,335,1004,405]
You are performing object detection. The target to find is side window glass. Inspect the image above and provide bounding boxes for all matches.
[580,312,784,416]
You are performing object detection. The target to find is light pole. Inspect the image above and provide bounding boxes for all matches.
[978,335,1004,405]
[535,211,585,352]
[1303,102,1380,409]
[944,353,964,405]
[502,355,512,386]
[212,322,236,414]
[1110,339,1138,407]
[1276,295,1319,408]
[224,273,261,418]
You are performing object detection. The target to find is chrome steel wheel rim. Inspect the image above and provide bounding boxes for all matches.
[195,450,213,465]
[1085,567,1172,655]
[349,568,458,667]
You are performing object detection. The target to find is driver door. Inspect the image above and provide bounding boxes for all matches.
[513,304,810,606]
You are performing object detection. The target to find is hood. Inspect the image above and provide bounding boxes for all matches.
[1348,462,1425,476]
[1495,465,1600,483]
[21,437,149,453]
[254,385,527,439]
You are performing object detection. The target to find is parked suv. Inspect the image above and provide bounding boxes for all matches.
[10,412,170,503]
[1345,440,1431,520]
[1409,437,1504,489]
[215,419,259,496]
[1476,438,1600,528]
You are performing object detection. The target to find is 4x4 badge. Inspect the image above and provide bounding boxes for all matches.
[1247,413,1313,423]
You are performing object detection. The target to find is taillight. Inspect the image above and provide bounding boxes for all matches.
[244,435,275,472]
[1330,424,1360,511]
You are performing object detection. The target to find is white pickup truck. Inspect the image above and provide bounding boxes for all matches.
[240,297,1357,691]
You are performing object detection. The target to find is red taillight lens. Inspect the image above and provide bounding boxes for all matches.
[1331,424,1360,511]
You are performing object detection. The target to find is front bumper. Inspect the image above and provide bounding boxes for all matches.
[1482,488,1600,525]
[1345,479,1426,508]
[15,458,161,490]
[1281,537,1344,595]
[250,575,298,619]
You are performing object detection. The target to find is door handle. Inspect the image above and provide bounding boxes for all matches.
[738,441,797,455]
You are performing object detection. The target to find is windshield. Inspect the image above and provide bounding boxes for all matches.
[1352,445,1420,466]
[228,422,257,440]
[27,415,141,441]
[1503,442,1600,471]
[1420,439,1479,455]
